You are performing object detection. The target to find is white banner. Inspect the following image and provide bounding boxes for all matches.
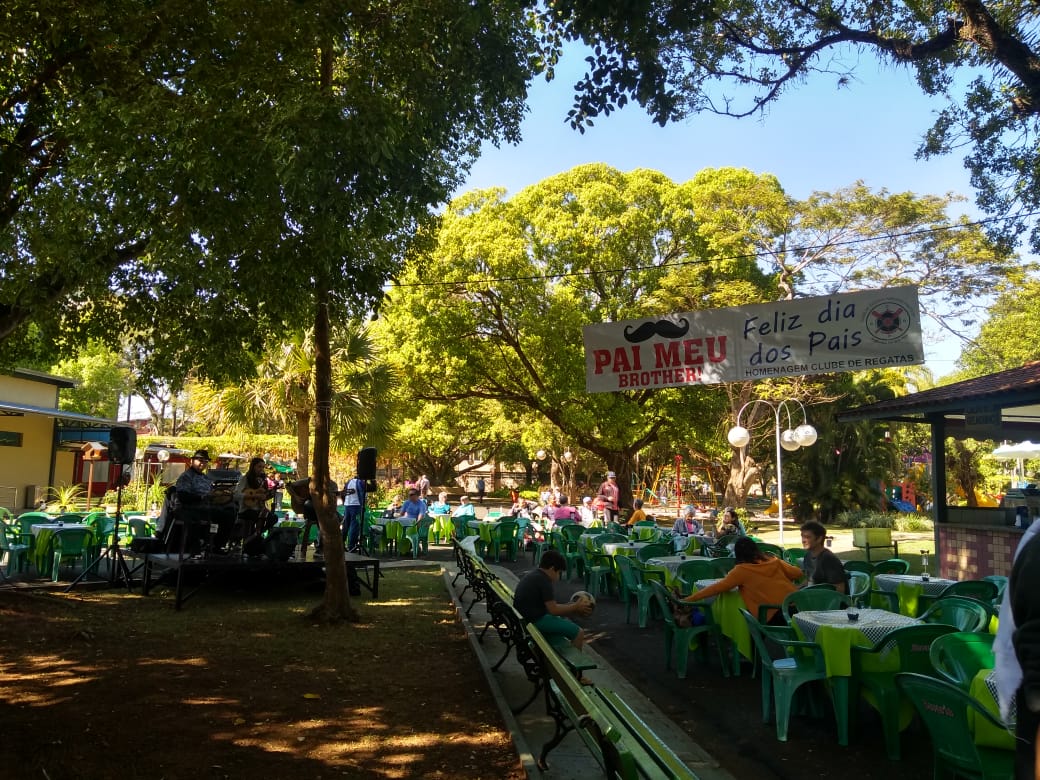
[583,286,923,393]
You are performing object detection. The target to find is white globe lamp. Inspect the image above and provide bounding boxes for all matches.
[727,426,750,448]
[794,424,818,447]
[780,429,801,452]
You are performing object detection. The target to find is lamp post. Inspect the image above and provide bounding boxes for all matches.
[726,400,817,545]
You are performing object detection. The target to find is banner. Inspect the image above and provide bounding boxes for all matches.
[583,286,922,393]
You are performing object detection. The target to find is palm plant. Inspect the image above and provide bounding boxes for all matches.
[189,322,396,476]
[47,483,85,512]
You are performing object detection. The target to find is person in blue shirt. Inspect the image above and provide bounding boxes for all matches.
[452,495,476,517]
[397,489,428,525]
[430,491,451,516]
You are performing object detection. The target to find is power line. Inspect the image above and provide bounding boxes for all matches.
[392,208,1040,289]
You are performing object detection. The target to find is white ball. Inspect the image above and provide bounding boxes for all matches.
[571,590,596,610]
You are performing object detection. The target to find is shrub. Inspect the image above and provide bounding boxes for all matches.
[894,513,934,532]
[834,509,895,529]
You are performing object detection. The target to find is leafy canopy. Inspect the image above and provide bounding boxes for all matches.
[0,0,541,383]
[544,1,1040,251]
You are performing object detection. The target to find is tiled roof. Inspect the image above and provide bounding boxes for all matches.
[838,361,1040,421]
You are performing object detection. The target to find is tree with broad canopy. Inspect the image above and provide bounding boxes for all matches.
[377,164,1012,509]
[542,1,1040,252]
[1,0,543,622]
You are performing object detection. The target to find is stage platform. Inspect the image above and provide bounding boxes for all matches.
[122,550,381,610]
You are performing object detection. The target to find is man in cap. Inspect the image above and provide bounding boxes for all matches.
[597,471,620,525]
[171,449,234,554]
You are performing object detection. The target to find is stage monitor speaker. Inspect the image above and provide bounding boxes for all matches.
[357,447,377,481]
[108,426,137,465]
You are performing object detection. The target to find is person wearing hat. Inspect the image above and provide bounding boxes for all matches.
[171,449,235,554]
[597,471,620,525]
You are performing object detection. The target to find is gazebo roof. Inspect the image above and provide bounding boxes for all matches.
[837,361,1040,440]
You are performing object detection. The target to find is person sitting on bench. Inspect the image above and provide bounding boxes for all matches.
[514,550,593,649]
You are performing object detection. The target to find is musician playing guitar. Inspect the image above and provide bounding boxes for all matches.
[235,457,276,546]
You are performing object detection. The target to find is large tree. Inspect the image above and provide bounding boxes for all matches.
[545,1,1040,252]
[376,164,726,509]
[381,164,1016,511]
[2,1,542,621]
[954,279,1040,377]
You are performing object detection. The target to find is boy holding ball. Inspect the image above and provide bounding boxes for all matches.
[514,550,594,649]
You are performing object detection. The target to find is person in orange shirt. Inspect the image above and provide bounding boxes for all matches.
[682,537,803,625]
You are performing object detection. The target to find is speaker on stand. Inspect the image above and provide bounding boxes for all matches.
[67,426,138,592]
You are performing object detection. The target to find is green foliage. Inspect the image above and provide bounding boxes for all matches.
[895,513,934,533]
[45,483,86,511]
[834,510,895,529]
[955,279,1040,377]
[1,0,542,385]
[49,341,130,419]
[545,1,1040,253]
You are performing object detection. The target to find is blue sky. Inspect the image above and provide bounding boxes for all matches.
[459,49,980,378]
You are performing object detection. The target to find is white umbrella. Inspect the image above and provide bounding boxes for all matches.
[993,441,1040,459]
[992,441,1040,482]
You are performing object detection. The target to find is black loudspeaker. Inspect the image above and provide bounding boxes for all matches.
[357,447,377,481]
[108,426,137,465]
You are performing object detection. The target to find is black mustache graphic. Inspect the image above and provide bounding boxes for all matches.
[623,317,691,343]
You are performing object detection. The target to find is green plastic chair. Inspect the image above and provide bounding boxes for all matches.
[50,527,96,582]
[847,571,871,608]
[783,547,807,566]
[403,517,434,559]
[981,575,1007,602]
[757,542,785,559]
[592,532,628,549]
[614,555,656,628]
[451,514,476,542]
[780,587,851,623]
[895,672,1015,780]
[581,546,616,599]
[556,523,587,576]
[488,520,519,562]
[850,623,957,760]
[919,595,992,633]
[918,579,1000,614]
[842,560,873,575]
[674,559,717,596]
[739,608,846,743]
[709,556,737,577]
[705,534,742,558]
[0,524,30,576]
[635,542,672,563]
[128,517,156,539]
[649,580,728,679]
[871,558,910,576]
[928,631,995,690]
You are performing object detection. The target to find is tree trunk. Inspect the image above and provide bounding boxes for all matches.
[306,287,358,624]
[295,409,310,478]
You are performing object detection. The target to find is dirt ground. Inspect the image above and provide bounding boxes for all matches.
[0,568,523,780]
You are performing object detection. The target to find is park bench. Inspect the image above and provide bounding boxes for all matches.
[479,575,597,713]
[456,552,696,778]
[452,539,497,617]
[526,622,700,778]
